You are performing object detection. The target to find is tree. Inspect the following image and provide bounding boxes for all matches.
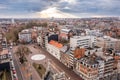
[5,27,20,43]
[15,45,31,64]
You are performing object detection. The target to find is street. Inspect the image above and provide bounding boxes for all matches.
[10,48,24,80]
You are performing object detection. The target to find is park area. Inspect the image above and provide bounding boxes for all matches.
[33,63,46,78]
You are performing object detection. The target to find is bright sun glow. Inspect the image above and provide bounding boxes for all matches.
[36,7,77,18]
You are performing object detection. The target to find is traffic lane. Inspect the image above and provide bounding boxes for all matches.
[12,55,24,80]
[11,49,24,80]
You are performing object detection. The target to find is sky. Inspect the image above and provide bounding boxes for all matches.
[0,0,119,18]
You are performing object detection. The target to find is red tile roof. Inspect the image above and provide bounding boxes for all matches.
[49,40,63,48]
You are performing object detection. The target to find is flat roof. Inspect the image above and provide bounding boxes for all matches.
[0,49,8,55]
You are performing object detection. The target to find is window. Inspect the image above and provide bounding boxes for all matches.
[81,62,83,64]
[87,65,89,67]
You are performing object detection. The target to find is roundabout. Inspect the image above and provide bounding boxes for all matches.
[31,54,46,61]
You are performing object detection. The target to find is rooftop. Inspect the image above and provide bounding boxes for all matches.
[20,29,32,34]
[95,52,113,61]
[98,36,118,42]
[49,40,63,48]
[71,35,92,39]
[60,46,68,53]
[0,49,8,55]
[80,55,98,65]
[61,29,71,32]
[86,47,94,50]
[59,33,67,37]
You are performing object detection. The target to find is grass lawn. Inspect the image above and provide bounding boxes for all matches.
[32,63,46,78]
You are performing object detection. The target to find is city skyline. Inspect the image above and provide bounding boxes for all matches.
[0,0,119,18]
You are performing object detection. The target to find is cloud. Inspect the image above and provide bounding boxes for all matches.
[0,0,119,18]
[60,0,77,4]
[58,0,120,16]
[35,7,77,18]
[0,4,8,9]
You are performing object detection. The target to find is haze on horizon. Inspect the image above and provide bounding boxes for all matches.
[0,0,119,18]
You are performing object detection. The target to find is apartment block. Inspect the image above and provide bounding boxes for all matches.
[18,29,32,43]
[70,36,96,51]
[75,51,115,80]
[96,36,120,50]
[46,40,63,60]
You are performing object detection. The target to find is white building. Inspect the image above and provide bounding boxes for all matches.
[85,29,102,37]
[70,36,96,51]
[96,36,120,50]
[95,52,115,77]
[46,40,63,60]
[37,36,43,46]
[59,28,73,40]
[18,29,32,43]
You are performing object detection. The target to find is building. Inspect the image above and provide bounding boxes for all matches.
[0,49,10,63]
[70,36,96,51]
[85,46,102,56]
[68,35,97,70]
[18,29,32,43]
[60,46,73,68]
[60,51,70,67]
[0,32,7,50]
[76,55,99,80]
[114,51,120,73]
[85,29,103,37]
[46,40,63,60]
[95,52,115,77]
[75,51,115,80]
[31,30,38,42]
[0,32,3,41]
[0,37,7,49]
[37,35,43,46]
[0,49,18,80]
[59,29,74,40]
[73,47,85,59]
[96,36,120,50]
[37,30,48,48]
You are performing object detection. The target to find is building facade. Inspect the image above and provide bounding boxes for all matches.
[46,40,63,60]
[70,36,96,51]
[18,29,32,43]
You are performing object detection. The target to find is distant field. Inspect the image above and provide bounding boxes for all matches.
[33,63,46,78]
